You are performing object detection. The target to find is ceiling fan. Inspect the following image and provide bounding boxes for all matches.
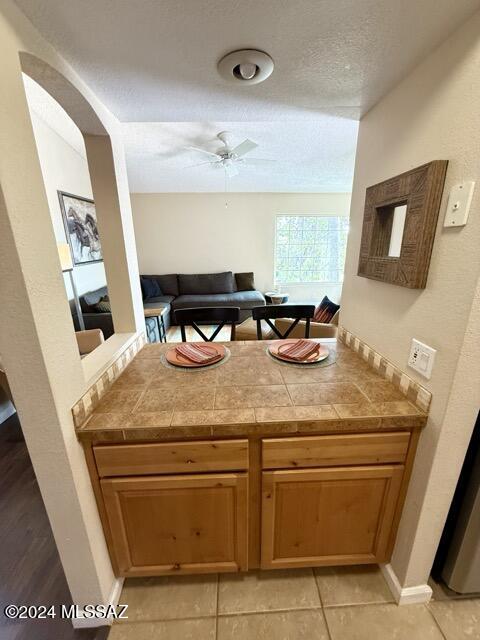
[184,131,275,177]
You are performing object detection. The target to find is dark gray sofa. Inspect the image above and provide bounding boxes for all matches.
[71,271,265,339]
[143,271,265,324]
[71,285,173,340]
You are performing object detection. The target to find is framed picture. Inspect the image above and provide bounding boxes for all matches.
[58,190,103,266]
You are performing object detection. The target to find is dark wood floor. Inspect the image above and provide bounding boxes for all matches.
[0,414,110,640]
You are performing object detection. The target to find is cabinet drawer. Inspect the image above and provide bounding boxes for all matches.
[94,439,248,477]
[262,432,410,469]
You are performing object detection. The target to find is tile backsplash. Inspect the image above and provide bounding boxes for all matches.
[72,333,146,428]
[338,326,432,413]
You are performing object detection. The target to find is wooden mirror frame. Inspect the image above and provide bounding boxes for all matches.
[357,161,448,289]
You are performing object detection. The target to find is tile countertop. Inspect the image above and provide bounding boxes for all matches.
[76,339,427,442]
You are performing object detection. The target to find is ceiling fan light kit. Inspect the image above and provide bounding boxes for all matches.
[217,49,274,85]
[185,129,277,181]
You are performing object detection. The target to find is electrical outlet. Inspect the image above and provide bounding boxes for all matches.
[408,339,436,380]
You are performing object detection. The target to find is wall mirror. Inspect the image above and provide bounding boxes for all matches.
[358,161,448,288]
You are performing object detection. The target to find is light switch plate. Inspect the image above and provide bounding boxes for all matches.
[444,181,475,227]
[408,339,436,380]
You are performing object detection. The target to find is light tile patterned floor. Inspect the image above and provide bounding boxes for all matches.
[108,567,480,640]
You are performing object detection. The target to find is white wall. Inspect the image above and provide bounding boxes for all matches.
[131,192,351,303]
[341,11,480,589]
[26,94,106,299]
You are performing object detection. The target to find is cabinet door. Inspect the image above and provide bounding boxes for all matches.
[261,465,403,569]
[101,473,248,576]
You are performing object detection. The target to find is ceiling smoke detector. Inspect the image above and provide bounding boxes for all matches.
[217,49,274,85]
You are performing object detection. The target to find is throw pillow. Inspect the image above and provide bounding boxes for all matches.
[313,296,340,323]
[235,272,255,291]
[95,296,111,313]
[140,276,163,300]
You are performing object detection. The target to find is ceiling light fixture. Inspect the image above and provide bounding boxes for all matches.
[217,49,274,85]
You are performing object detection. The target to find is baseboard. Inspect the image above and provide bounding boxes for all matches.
[381,563,432,605]
[71,577,124,629]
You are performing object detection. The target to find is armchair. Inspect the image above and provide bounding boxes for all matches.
[275,309,339,339]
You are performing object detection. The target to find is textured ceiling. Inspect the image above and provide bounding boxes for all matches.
[122,120,359,192]
[23,74,87,159]
[15,0,479,191]
[14,0,479,121]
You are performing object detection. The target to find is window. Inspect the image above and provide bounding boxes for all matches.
[274,215,349,285]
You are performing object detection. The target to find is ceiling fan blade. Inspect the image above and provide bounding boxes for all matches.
[231,138,258,157]
[183,160,218,169]
[225,164,239,178]
[186,146,220,159]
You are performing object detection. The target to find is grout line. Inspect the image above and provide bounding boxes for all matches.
[130,387,148,413]
[117,615,217,626]
[424,603,448,640]
[321,599,396,609]
[284,381,295,408]
[113,594,427,627]
[217,605,323,617]
[312,568,334,640]
[215,573,219,640]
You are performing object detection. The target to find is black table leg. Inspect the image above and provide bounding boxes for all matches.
[155,316,162,343]
[160,315,167,343]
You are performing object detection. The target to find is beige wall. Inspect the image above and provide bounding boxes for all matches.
[27,101,107,298]
[132,192,351,302]
[341,12,480,587]
[0,0,144,622]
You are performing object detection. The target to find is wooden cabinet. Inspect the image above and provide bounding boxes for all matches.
[101,472,248,576]
[261,465,404,569]
[86,431,418,577]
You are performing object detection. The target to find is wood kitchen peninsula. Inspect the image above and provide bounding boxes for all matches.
[75,338,428,578]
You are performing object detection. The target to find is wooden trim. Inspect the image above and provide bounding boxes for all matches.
[384,427,421,558]
[122,561,241,577]
[261,471,276,567]
[248,438,262,569]
[262,432,410,469]
[94,439,249,477]
[235,473,249,571]
[83,444,120,575]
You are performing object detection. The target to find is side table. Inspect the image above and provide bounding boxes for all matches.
[144,306,168,343]
[264,291,289,305]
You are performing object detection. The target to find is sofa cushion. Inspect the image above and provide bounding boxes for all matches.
[94,296,111,313]
[172,290,265,312]
[178,272,235,295]
[142,274,179,297]
[81,286,108,312]
[140,276,162,299]
[235,272,255,291]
